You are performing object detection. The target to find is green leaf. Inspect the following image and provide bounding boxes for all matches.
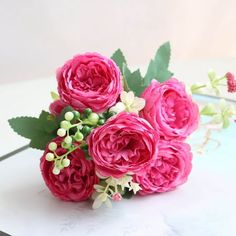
[38,111,58,134]
[29,131,55,150]
[8,117,41,139]
[111,49,127,72]
[144,59,156,86]
[154,41,171,70]
[9,115,52,150]
[50,91,60,101]
[8,109,66,150]
[125,68,145,97]
[122,63,131,91]
[144,41,173,84]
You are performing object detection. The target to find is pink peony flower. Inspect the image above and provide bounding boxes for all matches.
[226,72,236,93]
[140,78,199,140]
[40,138,99,202]
[134,140,192,195]
[56,52,122,113]
[49,99,67,116]
[87,112,159,178]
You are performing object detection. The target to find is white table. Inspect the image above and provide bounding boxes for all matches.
[0,120,236,236]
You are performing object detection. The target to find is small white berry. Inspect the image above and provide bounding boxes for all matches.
[48,142,57,151]
[46,152,54,161]
[60,120,71,129]
[57,128,66,137]
[64,136,72,144]
[65,112,74,121]
[88,113,99,125]
[52,166,60,175]
[62,158,70,167]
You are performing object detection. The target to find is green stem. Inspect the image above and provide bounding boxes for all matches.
[191,84,207,94]
[53,145,79,161]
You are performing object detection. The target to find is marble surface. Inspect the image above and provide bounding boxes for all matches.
[0,117,236,236]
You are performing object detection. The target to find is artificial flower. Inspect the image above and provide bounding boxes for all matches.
[40,138,99,201]
[226,72,236,93]
[134,140,192,195]
[88,112,159,178]
[110,91,145,114]
[57,52,123,113]
[140,78,199,140]
[49,99,67,116]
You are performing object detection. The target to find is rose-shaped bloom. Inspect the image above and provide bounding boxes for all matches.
[57,52,122,113]
[40,138,99,201]
[134,140,192,195]
[49,99,67,116]
[88,112,159,178]
[140,78,199,140]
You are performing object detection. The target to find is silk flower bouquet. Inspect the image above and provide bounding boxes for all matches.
[9,42,236,209]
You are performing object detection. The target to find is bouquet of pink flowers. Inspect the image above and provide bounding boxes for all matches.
[9,42,207,209]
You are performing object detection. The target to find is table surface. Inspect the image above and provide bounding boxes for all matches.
[1,59,236,236]
[0,115,236,236]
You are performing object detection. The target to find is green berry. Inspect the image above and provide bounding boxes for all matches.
[98,119,105,125]
[88,112,99,125]
[84,108,92,116]
[60,120,71,129]
[64,136,72,144]
[48,142,57,151]
[62,158,70,167]
[61,141,71,149]
[65,111,74,121]
[46,152,54,161]
[52,166,60,175]
[57,128,66,137]
[74,132,84,141]
[82,125,91,135]
[73,111,80,119]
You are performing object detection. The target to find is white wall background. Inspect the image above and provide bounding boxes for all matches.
[1,0,236,84]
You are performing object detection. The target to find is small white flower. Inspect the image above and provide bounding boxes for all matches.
[117,175,133,191]
[129,182,142,194]
[109,102,126,113]
[110,91,145,114]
